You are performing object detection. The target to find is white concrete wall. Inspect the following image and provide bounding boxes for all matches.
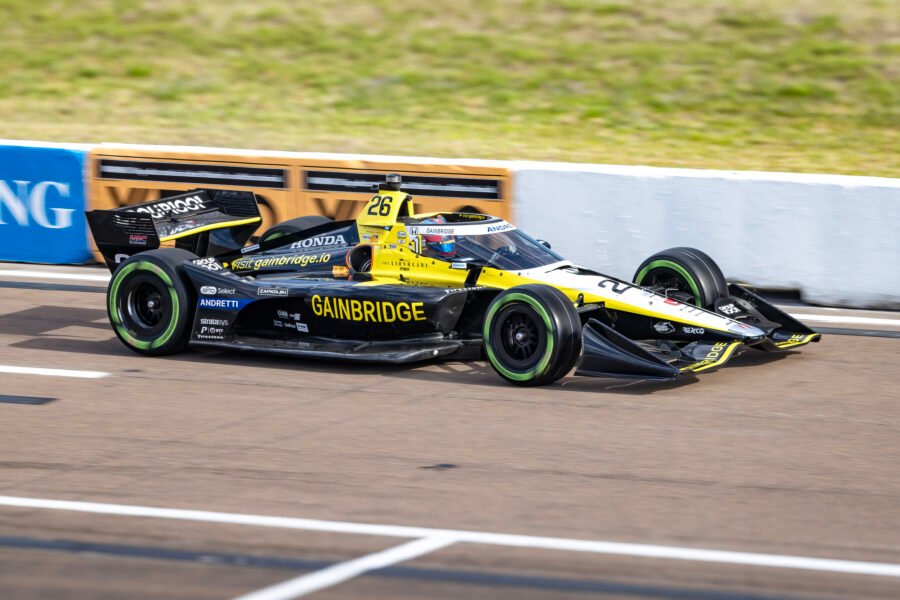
[513,164,900,309]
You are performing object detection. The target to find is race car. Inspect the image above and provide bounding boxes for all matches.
[86,174,820,386]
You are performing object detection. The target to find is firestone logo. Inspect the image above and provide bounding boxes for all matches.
[0,180,74,229]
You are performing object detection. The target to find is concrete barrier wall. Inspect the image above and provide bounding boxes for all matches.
[2,138,898,308]
[512,164,900,309]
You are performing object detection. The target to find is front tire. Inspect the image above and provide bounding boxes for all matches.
[483,285,582,386]
[107,249,197,356]
[633,247,727,310]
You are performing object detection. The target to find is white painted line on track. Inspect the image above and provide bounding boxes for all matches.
[1,495,899,578]
[233,536,456,600]
[0,366,110,379]
[0,269,110,283]
[787,313,900,327]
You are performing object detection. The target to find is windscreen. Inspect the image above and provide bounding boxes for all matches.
[412,224,564,270]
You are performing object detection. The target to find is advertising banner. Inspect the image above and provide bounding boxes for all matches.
[0,142,92,263]
[89,146,298,261]
[89,146,512,252]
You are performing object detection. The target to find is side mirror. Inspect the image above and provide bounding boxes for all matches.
[537,239,552,249]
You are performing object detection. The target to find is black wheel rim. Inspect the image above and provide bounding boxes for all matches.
[492,304,547,370]
[119,273,171,336]
[642,267,698,306]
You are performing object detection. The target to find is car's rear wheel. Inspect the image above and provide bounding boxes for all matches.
[483,285,582,386]
[107,249,197,356]
[258,216,333,244]
[633,247,727,310]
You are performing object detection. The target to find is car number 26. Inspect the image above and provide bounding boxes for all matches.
[367,195,393,216]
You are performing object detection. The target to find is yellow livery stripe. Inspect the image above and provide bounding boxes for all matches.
[775,333,821,349]
[680,341,742,373]
[159,216,262,242]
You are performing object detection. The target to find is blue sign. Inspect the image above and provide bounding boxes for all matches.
[0,142,91,263]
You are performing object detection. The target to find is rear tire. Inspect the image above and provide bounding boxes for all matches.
[483,285,582,386]
[633,247,727,310]
[107,249,197,356]
[258,216,332,244]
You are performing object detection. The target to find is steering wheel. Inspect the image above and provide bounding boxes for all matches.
[487,244,517,266]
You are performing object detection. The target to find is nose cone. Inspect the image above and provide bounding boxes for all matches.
[726,320,766,339]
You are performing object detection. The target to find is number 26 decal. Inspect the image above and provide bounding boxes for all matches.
[367,195,393,216]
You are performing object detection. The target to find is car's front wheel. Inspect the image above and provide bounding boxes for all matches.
[483,284,582,386]
[633,247,728,310]
[107,249,197,356]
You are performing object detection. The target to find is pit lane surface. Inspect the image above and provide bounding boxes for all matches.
[0,265,898,599]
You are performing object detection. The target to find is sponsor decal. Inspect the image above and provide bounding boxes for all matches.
[200,318,229,326]
[654,321,676,334]
[295,322,309,333]
[196,333,225,341]
[683,326,705,335]
[200,286,235,296]
[257,287,288,297]
[360,233,379,243]
[289,234,346,249]
[192,257,223,271]
[198,297,250,310]
[396,230,407,240]
[273,320,284,327]
[241,243,260,254]
[719,303,741,315]
[277,310,289,319]
[486,223,514,233]
[135,195,207,220]
[198,325,225,337]
[704,342,728,360]
[231,252,332,271]
[128,234,148,246]
[421,226,454,235]
[310,294,426,323]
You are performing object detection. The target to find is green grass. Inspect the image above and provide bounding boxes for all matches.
[0,0,897,175]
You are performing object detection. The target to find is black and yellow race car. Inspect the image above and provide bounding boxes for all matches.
[87,175,819,386]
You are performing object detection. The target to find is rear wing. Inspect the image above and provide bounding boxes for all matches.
[86,189,261,271]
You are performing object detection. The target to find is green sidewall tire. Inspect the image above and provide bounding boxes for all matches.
[483,284,582,386]
[259,216,333,244]
[107,248,197,356]
[633,247,728,310]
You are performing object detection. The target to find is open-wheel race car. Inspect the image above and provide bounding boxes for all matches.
[87,174,820,386]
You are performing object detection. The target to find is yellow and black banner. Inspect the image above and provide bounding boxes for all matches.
[89,145,512,261]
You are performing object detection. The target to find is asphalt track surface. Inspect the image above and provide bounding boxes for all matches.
[1,264,898,599]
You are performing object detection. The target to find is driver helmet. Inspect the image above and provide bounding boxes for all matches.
[420,215,456,258]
